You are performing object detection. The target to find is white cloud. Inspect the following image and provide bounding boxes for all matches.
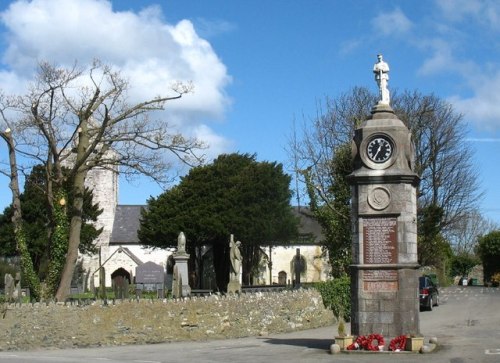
[449,71,500,130]
[466,138,500,142]
[416,39,457,76]
[192,124,234,160]
[339,39,362,56]
[371,8,412,36]
[437,0,500,31]
[0,0,232,153]
[194,18,237,39]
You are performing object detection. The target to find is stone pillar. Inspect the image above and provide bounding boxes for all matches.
[348,101,420,337]
[173,254,191,297]
[173,232,191,297]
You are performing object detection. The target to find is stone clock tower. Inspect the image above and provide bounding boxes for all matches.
[348,55,420,337]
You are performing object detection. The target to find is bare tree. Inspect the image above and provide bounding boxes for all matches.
[287,87,376,275]
[1,60,205,301]
[0,96,42,300]
[288,87,375,204]
[288,87,483,272]
[447,211,499,255]
[392,91,483,231]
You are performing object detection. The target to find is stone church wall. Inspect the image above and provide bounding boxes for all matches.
[260,246,330,285]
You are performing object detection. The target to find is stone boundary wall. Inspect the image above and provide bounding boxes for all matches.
[0,289,334,351]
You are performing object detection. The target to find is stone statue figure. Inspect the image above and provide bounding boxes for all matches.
[177,231,186,254]
[4,273,14,302]
[373,54,390,105]
[229,234,242,282]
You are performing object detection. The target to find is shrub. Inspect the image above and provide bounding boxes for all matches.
[491,272,500,287]
[314,275,350,322]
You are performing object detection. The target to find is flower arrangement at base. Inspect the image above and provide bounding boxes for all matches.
[346,334,385,351]
[389,335,407,352]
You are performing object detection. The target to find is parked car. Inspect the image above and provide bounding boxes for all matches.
[419,275,439,311]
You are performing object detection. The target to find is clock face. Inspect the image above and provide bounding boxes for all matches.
[366,136,394,163]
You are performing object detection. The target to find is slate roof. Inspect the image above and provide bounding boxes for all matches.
[109,205,324,246]
[109,205,144,244]
[291,206,325,245]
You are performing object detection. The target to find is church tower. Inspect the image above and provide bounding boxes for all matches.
[348,55,420,337]
[81,161,119,288]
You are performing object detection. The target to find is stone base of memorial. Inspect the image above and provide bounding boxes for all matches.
[334,336,353,350]
[405,336,424,352]
[227,280,241,294]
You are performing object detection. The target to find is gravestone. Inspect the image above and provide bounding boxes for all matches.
[112,275,129,299]
[292,248,304,288]
[173,232,191,297]
[135,261,165,298]
[172,265,181,298]
[347,55,420,337]
[278,271,287,285]
[165,255,174,291]
[13,273,21,302]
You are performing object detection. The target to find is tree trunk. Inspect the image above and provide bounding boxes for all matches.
[55,169,86,301]
[55,120,89,302]
[45,188,69,296]
[1,130,41,300]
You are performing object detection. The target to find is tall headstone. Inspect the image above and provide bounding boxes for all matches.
[173,232,191,297]
[294,248,301,288]
[348,55,420,337]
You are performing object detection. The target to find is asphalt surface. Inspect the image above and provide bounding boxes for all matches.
[0,285,498,363]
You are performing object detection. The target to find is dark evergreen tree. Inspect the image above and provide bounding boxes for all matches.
[138,153,299,290]
[0,165,102,279]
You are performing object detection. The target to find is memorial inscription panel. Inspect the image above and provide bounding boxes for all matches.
[363,217,397,264]
[363,270,398,292]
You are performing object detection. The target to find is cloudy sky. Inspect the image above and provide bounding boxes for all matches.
[1,0,500,223]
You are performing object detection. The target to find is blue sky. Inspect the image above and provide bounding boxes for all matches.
[1,0,500,224]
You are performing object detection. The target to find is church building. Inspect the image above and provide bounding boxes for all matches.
[80,165,330,292]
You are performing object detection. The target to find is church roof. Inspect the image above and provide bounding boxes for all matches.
[109,205,324,246]
[292,206,325,245]
[109,205,144,244]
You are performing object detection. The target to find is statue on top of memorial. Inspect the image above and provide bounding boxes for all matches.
[373,54,390,105]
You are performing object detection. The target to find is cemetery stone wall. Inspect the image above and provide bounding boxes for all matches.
[0,289,333,351]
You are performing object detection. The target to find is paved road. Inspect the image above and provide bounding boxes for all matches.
[0,286,498,363]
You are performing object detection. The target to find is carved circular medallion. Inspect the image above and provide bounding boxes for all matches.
[368,187,391,210]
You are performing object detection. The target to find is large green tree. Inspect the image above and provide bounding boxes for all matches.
[0,165,102,279]
[138,153,299,290]
[476,230,500,283]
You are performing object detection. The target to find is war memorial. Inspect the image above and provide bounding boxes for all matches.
[348,54,421,338]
